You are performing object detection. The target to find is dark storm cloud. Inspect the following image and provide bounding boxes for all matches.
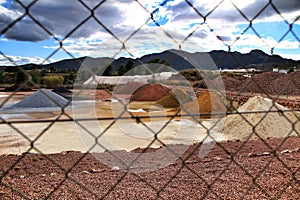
[167,0,300,23]
[1,0,299,42]
[0,0,126,41]
[272,0,300,12]
[166,0,205,22]
[4,17,50,41]
[240,0,300,21]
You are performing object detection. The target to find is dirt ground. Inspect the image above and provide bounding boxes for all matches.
[1,88,300,199]
[0,137,299,199]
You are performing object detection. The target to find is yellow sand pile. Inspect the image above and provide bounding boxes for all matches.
[222,96,300,141]
[182,91,226,118]
[156,88,192,108]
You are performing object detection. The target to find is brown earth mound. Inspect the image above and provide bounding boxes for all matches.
[209,76,242,92]
[130,84,170,101]
[239,72,285,94]
[271,71,300,95]
[114,82,145,95]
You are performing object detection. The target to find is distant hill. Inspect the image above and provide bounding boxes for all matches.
[2,49,299,72]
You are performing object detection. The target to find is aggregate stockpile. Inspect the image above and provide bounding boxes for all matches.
[12,88,69,108]
[222,96,300,141]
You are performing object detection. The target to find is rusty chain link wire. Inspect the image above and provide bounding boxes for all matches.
[0,0,300,199]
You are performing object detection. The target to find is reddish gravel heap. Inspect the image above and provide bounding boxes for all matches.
[114,82,145,95]
[239,72,285,94]
[209,75,242,92]
[130,84,170,101]
[271,71,300,95]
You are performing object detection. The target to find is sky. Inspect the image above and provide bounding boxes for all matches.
[0,0,299,66]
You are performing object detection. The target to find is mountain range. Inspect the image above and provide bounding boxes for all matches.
[5,49,300,72]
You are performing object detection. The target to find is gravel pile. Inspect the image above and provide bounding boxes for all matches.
[271,71,300,95]
[210,75,242,92]
[12,88,69,108]
[239,72,285,94]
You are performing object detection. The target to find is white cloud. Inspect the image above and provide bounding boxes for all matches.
[0,0,299,63]
[277,53,300,60]
[0,54,54,66]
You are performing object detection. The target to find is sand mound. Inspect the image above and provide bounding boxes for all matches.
[12,88,69,108]
[222,96,300,141]
[156,88,192,108]
[130,84,170,101]
[183,91,226,117]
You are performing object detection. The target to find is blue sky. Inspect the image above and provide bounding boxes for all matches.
[0,0,299,66]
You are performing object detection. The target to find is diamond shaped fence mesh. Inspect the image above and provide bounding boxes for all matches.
[0,0,300,199]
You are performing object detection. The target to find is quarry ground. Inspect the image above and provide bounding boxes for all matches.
[0,87,300,199]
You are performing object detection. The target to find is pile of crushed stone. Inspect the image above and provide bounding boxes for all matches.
[271,71,300,95]
[222,96,300,141]
[12,88,69,108]
[209,75,242,92]
[239,72,285,94]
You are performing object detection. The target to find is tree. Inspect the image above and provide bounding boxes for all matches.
[147,58,160,64]
[0,71,5,84]
[49,66,55,72]
[288,68,294,74]
[117,65,125,76]
[15,69,29,85]
[30,70,41,85]
[103,65,112,76]
[125,60,134,73]
[64,72,76,85]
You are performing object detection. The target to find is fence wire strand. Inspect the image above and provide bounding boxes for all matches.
[0,0,299,199]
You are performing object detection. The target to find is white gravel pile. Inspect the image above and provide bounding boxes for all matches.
[12,88,69,108]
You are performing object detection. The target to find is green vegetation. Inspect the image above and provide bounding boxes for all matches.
[43,76,64,89]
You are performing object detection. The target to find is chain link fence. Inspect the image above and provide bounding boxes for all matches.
[0,0,300,199]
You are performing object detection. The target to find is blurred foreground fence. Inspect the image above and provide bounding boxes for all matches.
[0,0,300,199]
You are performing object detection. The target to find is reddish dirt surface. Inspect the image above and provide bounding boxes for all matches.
[114,82,145,95]
[0,137,299,199]
[73,89,112,101]
[271,71,300,96]
[239,72,286,94]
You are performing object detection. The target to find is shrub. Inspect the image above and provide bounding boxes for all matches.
[43,76,64,89]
